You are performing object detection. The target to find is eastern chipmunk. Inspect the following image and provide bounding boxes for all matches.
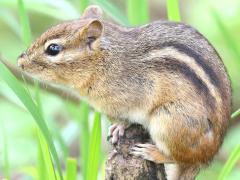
[17,5,231,180]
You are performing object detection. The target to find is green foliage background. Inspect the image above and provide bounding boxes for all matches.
[0,0,240,179]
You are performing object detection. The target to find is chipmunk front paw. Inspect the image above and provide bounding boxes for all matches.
[107,123,127,144]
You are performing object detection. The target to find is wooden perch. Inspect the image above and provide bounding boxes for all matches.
[0,56,81,104]
[106,124,166,180]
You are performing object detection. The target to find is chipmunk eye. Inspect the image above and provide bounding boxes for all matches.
[45,43,62,56]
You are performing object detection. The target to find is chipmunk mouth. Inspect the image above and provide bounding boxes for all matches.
[17,52,28,70]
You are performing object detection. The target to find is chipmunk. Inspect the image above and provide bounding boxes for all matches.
[17,5,231,180]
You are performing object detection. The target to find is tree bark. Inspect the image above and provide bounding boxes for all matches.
[105,124,166,180]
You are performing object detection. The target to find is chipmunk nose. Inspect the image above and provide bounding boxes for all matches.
[17,52,27,69]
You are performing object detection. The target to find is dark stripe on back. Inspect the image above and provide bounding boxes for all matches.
[145,57,216,108]
[161,41,221,89]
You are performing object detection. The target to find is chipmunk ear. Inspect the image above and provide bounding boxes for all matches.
[81,19,103,39]
[81,5,103,19]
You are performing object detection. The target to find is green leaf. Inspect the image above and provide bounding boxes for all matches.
[127,0,149,25]
[37,128,57,180]
[65,158,77,180]
[218,144,240,180]
[167,0,181,21]
[0,60,63,180]
[92,0,130,26]
[17,0,32,47]
[86,112,101,180]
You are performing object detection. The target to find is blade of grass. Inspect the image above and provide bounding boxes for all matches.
[35,81,69,161]
[212,10,240,66]
[0,58,63,180]
[80,0,89,12]
[66,101,89,180]
[231,109,240,119]
[53,123,69,161]
[127,0,149,25]
[86,112,101,180]
[218,144,240,180]
[17,0,32,46]
[92,0,130,26]
[0,9,21,37]
[167,0,181,21]
[34,82,63,180]
[37,128,57,180]
[1,121,10,180]
[1,0,79,20]
[79,102,90,180]
[65,158,77,180]
[218,108,240,178]
[35,83,56,180]
[38,139,48,180]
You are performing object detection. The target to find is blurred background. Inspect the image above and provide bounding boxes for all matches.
[0,0,240,179]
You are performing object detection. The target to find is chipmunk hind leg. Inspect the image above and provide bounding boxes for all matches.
[130,143,200,180]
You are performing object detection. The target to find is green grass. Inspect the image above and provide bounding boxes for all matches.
[127,0,149,25]
[231,109,240,119]
[212,10,240,63]
[86,112,102,180]
[65,158,77,180]
[0,9,21,38]
[1,1,64,178]
[17,0,32,46]
[37,128,57,180]
[67,101,90,179]
[218,144,240,180]
[1,0,79,21]
[2,121,10,180]
[0,59,63,180]
[167,0,181,21]
[37,137,48,180]
[211,9,240,179]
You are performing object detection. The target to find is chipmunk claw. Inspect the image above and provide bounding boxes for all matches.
[130,143,173,164]
[108,123,126,144]
[130,143,156,162]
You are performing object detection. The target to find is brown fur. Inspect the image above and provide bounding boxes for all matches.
[18,5,231,179]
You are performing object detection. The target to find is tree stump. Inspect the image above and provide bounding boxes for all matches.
[105,124,166,180]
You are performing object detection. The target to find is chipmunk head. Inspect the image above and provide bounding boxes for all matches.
[17,5,105,94]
